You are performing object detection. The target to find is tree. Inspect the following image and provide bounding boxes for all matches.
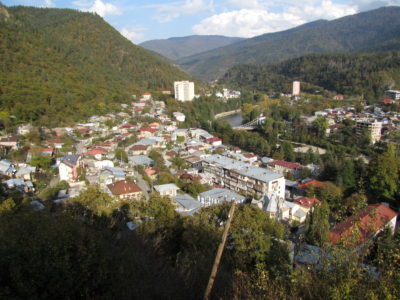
[305,202,330,247]
[114,149,128,163]
[366,144,400,204]
[312,116,328,138]
[30,154,52,169]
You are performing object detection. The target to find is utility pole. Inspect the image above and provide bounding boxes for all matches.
[204,203,236,300]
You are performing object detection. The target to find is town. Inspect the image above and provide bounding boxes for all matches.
[0,81,399,267]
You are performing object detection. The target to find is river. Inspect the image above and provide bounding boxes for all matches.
[218,112,243,127]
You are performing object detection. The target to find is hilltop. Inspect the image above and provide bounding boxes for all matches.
[177,7,400,81]
[0,5,193,126]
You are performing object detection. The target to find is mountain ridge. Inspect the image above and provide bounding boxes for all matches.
[177,6,400,81]
[140,35,244,61]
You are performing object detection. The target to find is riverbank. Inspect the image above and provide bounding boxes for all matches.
[214,109,241,119]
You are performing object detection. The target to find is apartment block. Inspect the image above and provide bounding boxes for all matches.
[174,81,194,102]
[202,155,285,199]
[356,119,382,144]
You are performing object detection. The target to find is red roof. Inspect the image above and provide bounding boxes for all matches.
[0,136,19,142]
[166,150,177,157]
[243,153,257,159]
[107,180,142,195]
[205,137,222,143]
[329,204,397,245]
[85,147,108,155]
[143,93,151,95]
[130,145,148,151]
[269,160,302,170]
[139,128,157,133]
[121,123,134,129]
[29,147,54,154]
[294,197,321,208]
[297,180,325,190]
[381,99,395,104]
[144,168,156,175]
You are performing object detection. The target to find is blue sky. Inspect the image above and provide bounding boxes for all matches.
[3,0,400,43]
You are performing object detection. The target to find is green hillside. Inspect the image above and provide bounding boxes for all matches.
[0,5,193,126]
[139,35,244,60]
[178,7,400,81]
[219,51,400,100]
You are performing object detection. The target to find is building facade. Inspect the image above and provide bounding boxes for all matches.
[202,155,285,199]
[292,81,300,96]
[174,81,194,102]
[384,90,400,100]
[356,119,382,144]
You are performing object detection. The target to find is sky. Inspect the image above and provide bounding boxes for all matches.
[3,0,400,43]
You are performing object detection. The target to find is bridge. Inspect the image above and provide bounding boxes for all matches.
[233,114,266,130]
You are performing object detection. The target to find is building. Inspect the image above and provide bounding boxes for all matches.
[198,188,245,207]
[384,90,400,100]
[153,183,180,197]
[202,154,285,198]
[292,81,300,97]
[174,81,194,102]
[59,155,81,182]
[172,194,201,215]
[107,180,142,200]
[356,119,382,144]
[329,203,397,246]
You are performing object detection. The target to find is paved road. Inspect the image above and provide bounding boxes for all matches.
[133,170,150,200]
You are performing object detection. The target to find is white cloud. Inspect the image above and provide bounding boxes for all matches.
[120,27,145,43]
[154,0,214,23]
[351,0,400,11]
[193,9,304,37]
[226,0,265,9]
[75,0,121,17]
[287,0,358,20]
[193,0,362,37]
[44,0,55,7]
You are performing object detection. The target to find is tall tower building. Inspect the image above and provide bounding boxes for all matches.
[292,81,300,97]
[174,81,195,102]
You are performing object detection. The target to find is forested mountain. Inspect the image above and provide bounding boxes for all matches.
[219,51,400,99]
[0,5,192,126]
[178,7,400,81]
[139,35,244,61]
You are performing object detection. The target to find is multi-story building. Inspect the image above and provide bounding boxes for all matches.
[384,90,400,100]
[292,81,300,97]
[356,119,382,144]
[202,155,285,199]
[174,81,194,102]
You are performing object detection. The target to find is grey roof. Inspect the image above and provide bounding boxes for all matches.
[173,194,201,211]
[16,166,36,176]
[102,167,125,178]
[294,208,307,219]
[134,138,158,146]
[154,183,180,193]
[198,188,245,204]
[294,244,322,266]
[61,155,80,167]
[262,194,279,213]
[203,154,282,183]
[128,155,154,166]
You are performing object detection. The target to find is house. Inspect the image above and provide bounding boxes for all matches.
[268,160,303,176]
[27,148,54,163]
[330,203,397,246]
[142,93,152,100]
[84,147,108,160]
[172,194,201,215]
[144,168,157,180]
[198,188,245,207]
[4,178,34,193]
[59,155,81,182]
[100,167,126,185]
[257,194,308,223]
[205,136,222,147]
[128,144,149,156]
[173,112,186,122]
[153,183,180,197]
[128,155,154,167]
[45,138,64,149]
[15,165,36,181]
[17,124,34,135]
[107,180,142,200]
[0,136,19,150]
[0,159,16,176]
[293,197,321,210]
[138,128,157,138]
